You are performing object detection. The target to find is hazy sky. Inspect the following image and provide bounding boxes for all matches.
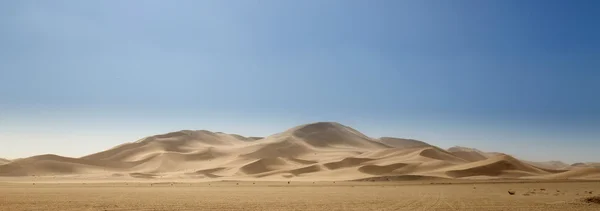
[1,0,598,163]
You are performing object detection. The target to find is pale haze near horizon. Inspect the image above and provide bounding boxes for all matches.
[1,1,599,163]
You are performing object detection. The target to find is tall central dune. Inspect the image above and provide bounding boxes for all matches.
[447,147,489,162]
[1,122,598,180]
[236,122,386,160]
[286,122,389,150]
[377,137,431,149]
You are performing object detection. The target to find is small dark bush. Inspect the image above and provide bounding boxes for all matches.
[583,196,600,204]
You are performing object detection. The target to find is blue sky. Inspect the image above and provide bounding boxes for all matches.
[1,0,598,163]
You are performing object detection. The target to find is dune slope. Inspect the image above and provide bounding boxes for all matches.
[0,158,10,165]
[0,122,597,181]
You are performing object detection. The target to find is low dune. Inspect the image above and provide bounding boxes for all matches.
[525,160,572,170]
[1,122,598,181]
[441,154,566,179]
[0,158,10,165]
[529,167,600,180]
[323,157,374,170]
[447,148,488,162]
[238,158,290,175]
[358,163,409,175]
[572,162,600,168]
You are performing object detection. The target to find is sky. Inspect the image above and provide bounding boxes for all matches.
[0,0,599,163]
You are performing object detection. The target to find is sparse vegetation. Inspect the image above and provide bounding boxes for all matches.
[583,196,600,204]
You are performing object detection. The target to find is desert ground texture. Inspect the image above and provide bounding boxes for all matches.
[1,122,600,210]
[1,180,599,211]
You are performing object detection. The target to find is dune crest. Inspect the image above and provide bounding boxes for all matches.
[378,137,431,149]
[1,122,598,181]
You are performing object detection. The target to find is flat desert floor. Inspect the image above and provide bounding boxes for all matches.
[1,180,599,211]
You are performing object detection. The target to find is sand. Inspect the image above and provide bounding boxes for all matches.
[0,180,599,210]
[525,160,572,170]
[1,122,600,210]
[1,122,598,181]
[0,158,9,165]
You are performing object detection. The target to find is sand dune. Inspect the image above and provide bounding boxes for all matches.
[416,147,467,163]
[572,162,600,168]
[287,122,388,150]
[1,122,598,181]
[0,154,106,176]
[440,154,566,178]
[448,147,575,170]
[447,147,488,162]
[0,158,10,165]
[377,137,430,148]
[530,167,600,180]
[82,130,247,162]
[525,160,572,170]
[357,163,409,175]
[447,146,503,159]
[238,158,291,175]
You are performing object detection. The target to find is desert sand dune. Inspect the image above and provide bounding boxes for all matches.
[237,137,315,159]
[449,151,488,162]
[440,154,559,178]
[572,162,600,168]
[377,137,431,148]
[0,154,105,176]
[323,157,374,170]
[529,166,600,180]
[357,163,409,175]
[0,153,153,176]
[238,157,291,175]
[287,122,388,150]
[448,147,576,171]
[82,130,248,162]
[0,122,598,181]
[525,160,572,170]
[447,147,489,162]
[415,147,468,163]
[0,158,10,165]
[448,146,503,158]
